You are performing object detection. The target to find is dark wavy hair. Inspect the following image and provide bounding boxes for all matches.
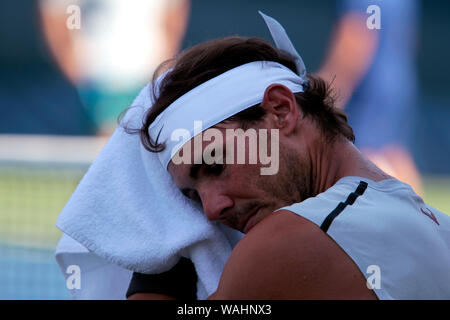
[122,36,354,152]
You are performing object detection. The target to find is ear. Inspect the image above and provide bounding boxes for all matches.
[260,84,299,135]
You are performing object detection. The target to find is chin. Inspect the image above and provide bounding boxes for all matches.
[244,207,273,234]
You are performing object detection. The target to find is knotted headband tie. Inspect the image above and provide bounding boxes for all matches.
[148,11,308,169]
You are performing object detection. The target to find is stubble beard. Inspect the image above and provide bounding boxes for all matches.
[225,143,311,231]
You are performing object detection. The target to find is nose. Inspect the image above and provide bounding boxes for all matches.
[197,184,234,222]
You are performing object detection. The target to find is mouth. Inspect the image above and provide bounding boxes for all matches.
[242,206,262,234]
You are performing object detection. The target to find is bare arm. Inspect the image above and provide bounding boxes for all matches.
[125,257,197,300]
[208,211,378,300]
[316,12,379,109]
[38,1,81,84]
[127,293,176,300]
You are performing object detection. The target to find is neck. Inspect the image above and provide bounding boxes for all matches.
[309,135,392,196]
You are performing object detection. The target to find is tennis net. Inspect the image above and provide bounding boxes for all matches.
[0,134,106,299]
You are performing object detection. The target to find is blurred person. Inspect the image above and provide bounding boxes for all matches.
[0,1,94,135]
[316,0,423,195]
[39,0,190,134]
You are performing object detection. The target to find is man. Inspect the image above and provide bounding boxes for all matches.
[126,22,450,299]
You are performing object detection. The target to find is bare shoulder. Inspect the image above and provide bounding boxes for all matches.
[210,210,377,300]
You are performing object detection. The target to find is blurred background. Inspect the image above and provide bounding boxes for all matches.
[0,0,449,299]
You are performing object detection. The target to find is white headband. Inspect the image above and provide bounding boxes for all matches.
[148,11,308,169]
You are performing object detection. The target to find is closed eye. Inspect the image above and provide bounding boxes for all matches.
[181,188,202,206]
[204,163,226,176]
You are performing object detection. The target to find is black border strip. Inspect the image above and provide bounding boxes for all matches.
[320,181,368,233]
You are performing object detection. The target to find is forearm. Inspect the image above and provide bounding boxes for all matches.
[317,11,379,109]
[125,258,198,300]
[127,293,177,300]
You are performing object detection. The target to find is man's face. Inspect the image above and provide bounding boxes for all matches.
[168,120,310,234]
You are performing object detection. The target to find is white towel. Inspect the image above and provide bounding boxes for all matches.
[55,81,244,300]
